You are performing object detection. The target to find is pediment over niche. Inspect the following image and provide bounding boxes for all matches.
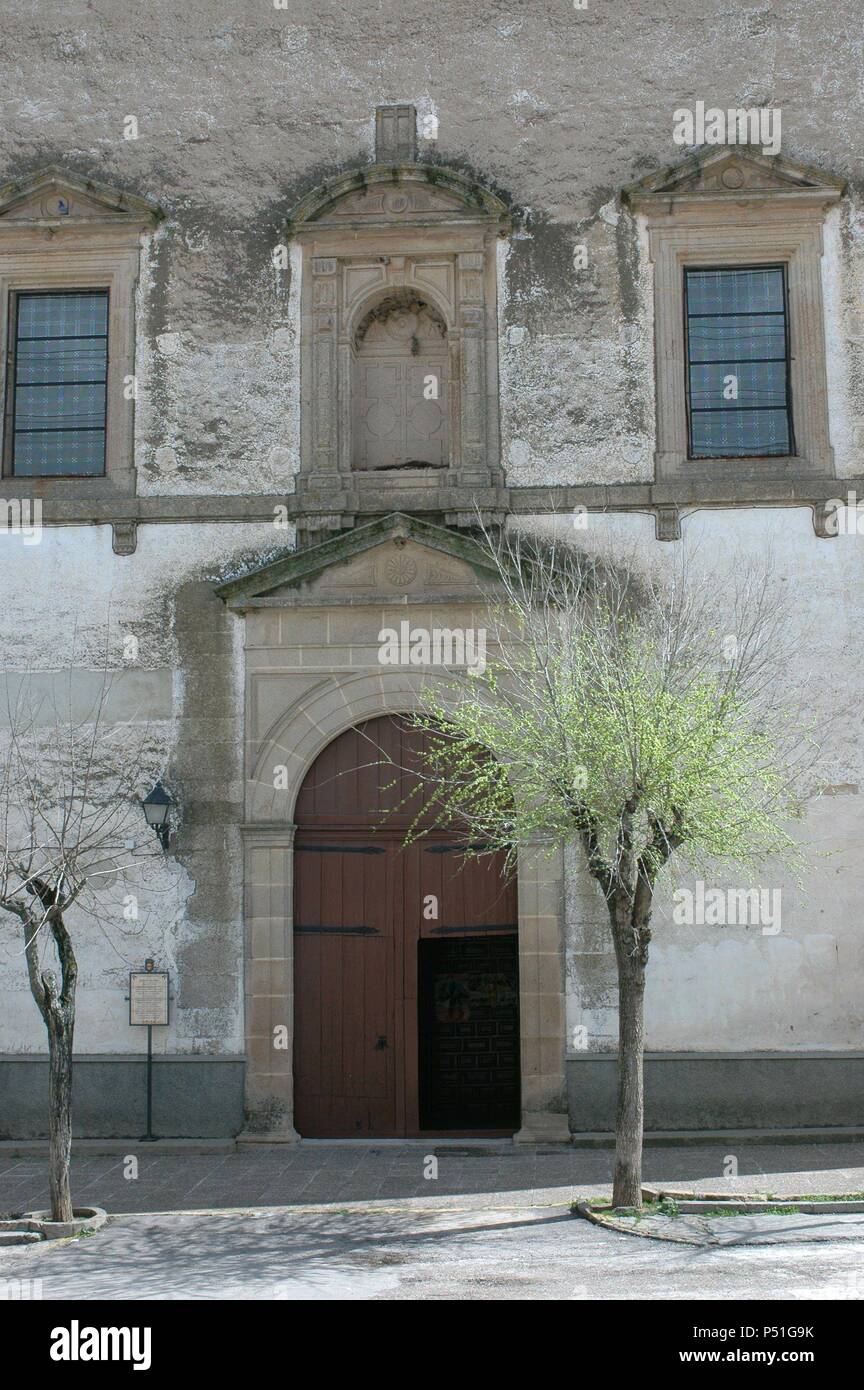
[0,167,163,227]
[215,514,500,609]
[623,149,844,212]
[286,164,510,232]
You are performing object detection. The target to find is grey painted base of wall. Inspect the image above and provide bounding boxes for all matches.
[3,1053,862,1139]
[568,1053,864,1132]
[0,1055,245,1139]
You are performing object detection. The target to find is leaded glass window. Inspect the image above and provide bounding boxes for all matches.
[684,266,794,459]
[6,290,108,476]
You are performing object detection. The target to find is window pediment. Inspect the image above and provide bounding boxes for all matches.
[624,149,844,217]
[0,167,163,229]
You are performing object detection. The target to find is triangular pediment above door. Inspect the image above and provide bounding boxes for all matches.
[215,514,501,608]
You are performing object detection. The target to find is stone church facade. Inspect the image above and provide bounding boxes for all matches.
[1,2,863,1142]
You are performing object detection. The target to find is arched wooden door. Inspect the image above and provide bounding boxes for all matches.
[293,714,520,1137]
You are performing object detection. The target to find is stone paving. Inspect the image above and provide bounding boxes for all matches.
[1,1143,863,1301]
[2,1139,864,1217]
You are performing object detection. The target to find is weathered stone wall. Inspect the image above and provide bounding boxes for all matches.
[1,0,863,493]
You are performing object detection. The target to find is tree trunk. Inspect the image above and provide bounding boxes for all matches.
[21,900,79,1224]
[612,949,646,1208]
[46,1009,74,1223]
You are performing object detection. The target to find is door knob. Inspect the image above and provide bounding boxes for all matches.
[375,1035,388,1050]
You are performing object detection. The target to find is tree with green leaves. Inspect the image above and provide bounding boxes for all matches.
[402,524,820,1208]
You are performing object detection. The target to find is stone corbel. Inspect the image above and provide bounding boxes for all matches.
[813,499,840,538]
[444,509,505,532]
[296,513,354,549]
[654,505,681,541]
[111,520,137,555]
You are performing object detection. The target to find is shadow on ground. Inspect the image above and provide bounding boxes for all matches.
[2,1142,864,1217]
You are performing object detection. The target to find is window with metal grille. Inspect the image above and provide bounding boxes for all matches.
[684,266,794,460]
[4,290,109,476]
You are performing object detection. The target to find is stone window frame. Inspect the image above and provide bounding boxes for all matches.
[626,154,844,485]
[0,254,138,497]
[0,170,162,501]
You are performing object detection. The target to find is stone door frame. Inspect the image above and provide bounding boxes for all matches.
[240,670,569,1145]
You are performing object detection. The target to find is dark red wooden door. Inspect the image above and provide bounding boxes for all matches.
[293,715,518,1137]
[293,832,401,1136]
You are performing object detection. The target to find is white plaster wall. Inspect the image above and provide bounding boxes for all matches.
[556,506,864,1054]
[1,508,861,1059]
[0,520,281,1057]
[823,201,864,475]
[498,206,656,488]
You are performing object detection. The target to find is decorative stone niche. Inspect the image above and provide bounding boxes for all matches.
[352,292,451,472]
[286,143,510,520]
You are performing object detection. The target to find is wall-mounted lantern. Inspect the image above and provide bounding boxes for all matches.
[141,781,173,851]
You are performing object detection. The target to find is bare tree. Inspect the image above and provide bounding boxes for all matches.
[391,520,828,1207]
[0,652,168,1221]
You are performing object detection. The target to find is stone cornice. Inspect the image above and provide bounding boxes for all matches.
[19,476,862,530]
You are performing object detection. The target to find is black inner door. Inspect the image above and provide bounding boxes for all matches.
[418,935,520,1130]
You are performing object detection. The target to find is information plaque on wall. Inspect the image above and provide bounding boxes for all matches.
[129,971,170,1027]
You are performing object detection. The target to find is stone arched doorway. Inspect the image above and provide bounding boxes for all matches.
[223,513,570,1145]
[292,713,520,1137]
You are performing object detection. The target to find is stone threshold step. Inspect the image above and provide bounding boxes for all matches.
[293,1138,517,1152]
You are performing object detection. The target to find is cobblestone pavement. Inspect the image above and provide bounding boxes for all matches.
[1,1140,864,1217]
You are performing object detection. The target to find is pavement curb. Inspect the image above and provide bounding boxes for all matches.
[642,1184,864,1214]
[0,1139,235,1157]
[0,1205,107,1245]
[573,1198,864,1247]
[570,1126,864,1148]
[573,1200,708,1246]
